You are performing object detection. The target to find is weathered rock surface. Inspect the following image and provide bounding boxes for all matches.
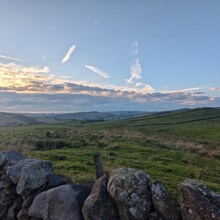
[6,197,23,220]
[151,181,181,220]
[28,184,91,220]
[7,158,53,197]
[0,150,26,168]
[0,151,25,220]
[7,159,36,184]
[148,212,163,220]
[82,175,119,220]
[45,173,72,190]
[180,179,220,220]
[107,167,151,220]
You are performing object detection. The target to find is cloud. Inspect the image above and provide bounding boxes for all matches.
[0,54,23,62]
[0,61,219,112]
[1,89,218,113]
[209,87,220,91]
[126,41,143,85]
[42,56,46,62]
[131,41,139,54]
[85,65,110,78]
[126,58,142,84]
[0,62,50,90]
[61,45,76,63]
[160,86,205,94]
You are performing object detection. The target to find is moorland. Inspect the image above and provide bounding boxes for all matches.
[0,107,220,198]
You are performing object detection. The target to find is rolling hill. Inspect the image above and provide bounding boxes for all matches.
[51,111,148,121]
[0,112,40,126]
[0,107,219,195]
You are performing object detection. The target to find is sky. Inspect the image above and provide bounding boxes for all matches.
[0,0,220,113]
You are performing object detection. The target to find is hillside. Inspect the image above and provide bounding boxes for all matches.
[0,112,40,126]
[0,107,219,196]
[102,107,220,140]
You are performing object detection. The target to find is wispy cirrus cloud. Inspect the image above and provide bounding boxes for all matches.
[61,45,76,63]
[131,41,139,55]
[0,54,23,62]
[126,41,142,85]
[85,65,110,78]
[42,56,46,62]
[126,58,142,84]
[160,86,206,94]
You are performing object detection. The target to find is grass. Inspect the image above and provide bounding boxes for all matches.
[0,107,220,198]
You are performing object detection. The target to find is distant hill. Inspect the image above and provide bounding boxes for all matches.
[50,111,148,121]
[110,107,220,128]
[1,107,220,126]
[0,112,40,126]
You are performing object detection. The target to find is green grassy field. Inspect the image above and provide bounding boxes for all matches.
[0,107,220,198]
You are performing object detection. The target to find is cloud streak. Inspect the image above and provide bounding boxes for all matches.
[126,41,142,85]
[209,87,220,91]
[126,58,142,84]
[61,45,76,63]
[0,54,23,62]
[85,65,110,78]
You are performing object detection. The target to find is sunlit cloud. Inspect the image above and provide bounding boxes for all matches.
[0,62,50,89]
[61,45,76,63]
[209,87,220,91]
[0,54,23,62]
[85,65,110,78]
[0,61,218,112]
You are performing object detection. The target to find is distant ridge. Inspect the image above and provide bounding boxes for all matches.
[51,111,148,121]
[0,112,40,126]
[1,107,220,126]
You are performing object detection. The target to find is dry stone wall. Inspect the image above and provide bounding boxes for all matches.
[0,150,220,220]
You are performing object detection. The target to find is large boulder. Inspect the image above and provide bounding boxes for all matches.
[28,184,91,220]
[7,158,53,197]
[180,179,220,220]
[0,151,26,169]
[107,167,151,220]
[151,181,181,220]
[82,175,119,220]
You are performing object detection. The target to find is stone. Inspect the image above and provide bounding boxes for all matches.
[180,179,220,220]
[82,175,119,220]
[17,208,30,220]
[28,184,91,220]
[7,158,53,197]
[0,151,26,169]
[45,173,72,190]
[148,212,163,220]
[151,181,181,220]
[0,174,19,220]
[7,197,23,220]
[107,167,151,220]
[7,159,35,184]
